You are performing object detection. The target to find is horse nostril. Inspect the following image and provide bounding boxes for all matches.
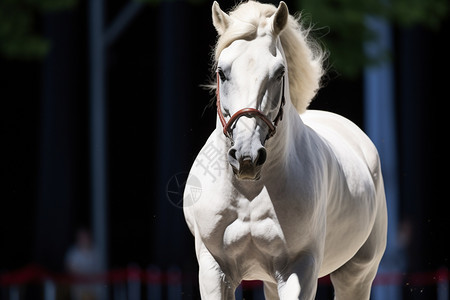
[255,148,267,166]
[229,148,237,161]
[228,148,240,172]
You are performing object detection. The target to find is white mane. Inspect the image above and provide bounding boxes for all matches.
[212,1,325,114]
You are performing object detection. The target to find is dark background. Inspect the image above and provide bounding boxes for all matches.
[1,0,448,299]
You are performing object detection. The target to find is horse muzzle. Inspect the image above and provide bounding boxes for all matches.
[228,147,267,181]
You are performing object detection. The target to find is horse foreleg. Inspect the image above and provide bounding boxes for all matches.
[277,255,319,300]
[263,281,280,300]
[197,243,236,300]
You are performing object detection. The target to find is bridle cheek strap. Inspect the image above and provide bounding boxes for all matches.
[216,72,285,141]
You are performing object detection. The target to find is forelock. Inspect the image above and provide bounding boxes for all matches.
[213,1,277,62]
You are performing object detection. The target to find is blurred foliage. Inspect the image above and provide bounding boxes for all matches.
[0,0,76,60]
[300,0,449,77]
[0,0,447,77]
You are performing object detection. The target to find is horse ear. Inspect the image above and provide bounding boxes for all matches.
[212,1,231,35]
[272,1,289,35]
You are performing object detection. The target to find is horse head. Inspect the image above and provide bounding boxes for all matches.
[213,1,289,181]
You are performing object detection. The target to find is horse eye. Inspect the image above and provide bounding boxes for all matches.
[217,68,227,82]
[277,69,285,81]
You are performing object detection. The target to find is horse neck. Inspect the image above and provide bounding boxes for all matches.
[264,97,305,171]
[262,40,307,169]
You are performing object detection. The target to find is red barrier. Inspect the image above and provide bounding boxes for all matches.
[0,264,48,286]
[0,264,448,288]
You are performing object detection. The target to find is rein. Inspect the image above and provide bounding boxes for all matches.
[216,72,286,141]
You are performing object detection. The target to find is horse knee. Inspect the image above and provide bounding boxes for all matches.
[277,255,319,300]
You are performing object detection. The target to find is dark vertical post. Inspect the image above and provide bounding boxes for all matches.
[35,10,78,270]
[397,27,432,274]
[89,0,144,285]
[89,0,108,288]
[154,2,191,267]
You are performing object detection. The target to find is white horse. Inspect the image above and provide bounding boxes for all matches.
[184,1,387,299]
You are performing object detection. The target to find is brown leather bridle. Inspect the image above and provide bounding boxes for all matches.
[216,72,286,142]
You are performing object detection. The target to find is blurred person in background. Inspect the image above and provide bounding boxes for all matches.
[65,228,101,300]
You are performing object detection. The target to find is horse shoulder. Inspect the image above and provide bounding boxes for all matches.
[184,131,226,232]
[184,130,240,247]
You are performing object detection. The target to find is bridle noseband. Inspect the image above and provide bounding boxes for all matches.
[216,72,286,142]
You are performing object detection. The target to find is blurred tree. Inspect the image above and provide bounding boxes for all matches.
[300,0,449,77]
[0,0,76,59]
[0,0,447,72]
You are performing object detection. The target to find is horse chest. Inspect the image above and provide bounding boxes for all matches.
[220,196,286,258]
[194,175,317,273]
